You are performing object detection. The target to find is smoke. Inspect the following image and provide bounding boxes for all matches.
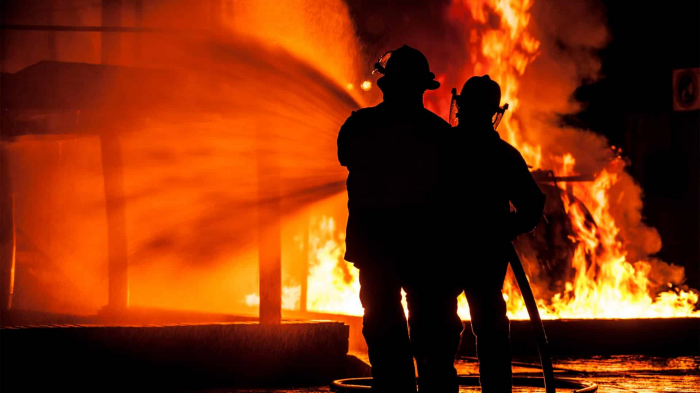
[515,0,686,289]
[517,0,611,173]
[119,32,359,313]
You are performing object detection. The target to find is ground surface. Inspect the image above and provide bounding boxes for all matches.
[454,355,700,392]
[197,355,700,392]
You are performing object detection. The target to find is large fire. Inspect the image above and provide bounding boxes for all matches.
[4,0,697,321]
[247,0,699,320]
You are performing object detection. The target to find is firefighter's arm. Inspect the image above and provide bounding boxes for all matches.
[506,151,546,239]
[337,112,359,167]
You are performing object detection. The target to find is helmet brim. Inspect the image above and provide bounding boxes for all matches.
[426,79,441,90]
[377,75,441,90]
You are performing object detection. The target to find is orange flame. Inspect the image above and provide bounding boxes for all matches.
[447,0,699,319]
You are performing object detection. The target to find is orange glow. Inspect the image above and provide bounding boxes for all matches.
[5,0,362,317]
[360,81,372,91]
[245,286,302,310]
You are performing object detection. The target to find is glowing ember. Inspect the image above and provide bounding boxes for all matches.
[246,286,301,310]
[245,293,260,307]
[360,81,373,91]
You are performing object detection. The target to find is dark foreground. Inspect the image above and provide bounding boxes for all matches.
[195,354,700,392]
[1,315,698,392]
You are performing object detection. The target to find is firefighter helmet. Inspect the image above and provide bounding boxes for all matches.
[373,45,440,91]
[449,75,508,128]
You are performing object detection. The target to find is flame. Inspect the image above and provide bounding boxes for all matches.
[453,0,699,319]
[247,0,698,320]
[245,215,364,316]
[531,166,700,318]
[306,217,363,315]
[498,163,700,319]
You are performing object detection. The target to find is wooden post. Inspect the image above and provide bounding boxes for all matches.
[100,134,129,312]
[47,0,58,61]
[210,0,223,30]
[134,0,143,62]
[0,143,16,318]
[101,0,122,65]
[257,132,281,325]
[0,9,13,321]
[300,217,309,312]
[100,0,129,312]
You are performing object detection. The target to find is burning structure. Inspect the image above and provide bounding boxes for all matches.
[0,0,699,390]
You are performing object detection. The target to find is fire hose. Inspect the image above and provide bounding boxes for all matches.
[507,241,556,393]
[332,242,598,392]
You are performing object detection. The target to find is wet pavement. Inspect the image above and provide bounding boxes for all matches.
[200,355,700,392]
[454,355,700,392]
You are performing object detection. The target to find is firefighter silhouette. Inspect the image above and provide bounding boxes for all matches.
[337,45,455,393]
[442,75,546,393]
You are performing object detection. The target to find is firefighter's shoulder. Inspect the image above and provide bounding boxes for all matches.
[342,105,382,127]
[420,107,450,128]
[497,138,528,166]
